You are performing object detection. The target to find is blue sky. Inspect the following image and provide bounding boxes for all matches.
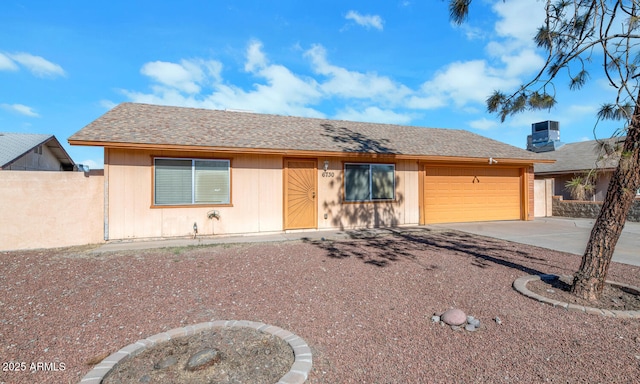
[0,0,624,169]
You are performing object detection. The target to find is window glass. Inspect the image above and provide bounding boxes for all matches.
[195,160,230,204]
[344,163,395,202]
[154,158,230,205]
[155,159,192,205]
[345,164,370,201]
[371,164,395,200]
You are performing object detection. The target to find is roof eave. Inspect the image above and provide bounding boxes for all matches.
[68,139,546,165]
[535,167,617,176]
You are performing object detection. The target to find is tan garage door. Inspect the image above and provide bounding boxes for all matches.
[423,166,522,224]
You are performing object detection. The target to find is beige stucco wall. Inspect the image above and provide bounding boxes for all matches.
[0,171,104,251]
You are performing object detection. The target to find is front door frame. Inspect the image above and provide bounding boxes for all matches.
[283,158,318,230]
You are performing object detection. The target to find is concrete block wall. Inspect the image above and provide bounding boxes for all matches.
[552,196,640,222]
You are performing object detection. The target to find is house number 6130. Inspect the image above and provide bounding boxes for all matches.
[322,171,335,178]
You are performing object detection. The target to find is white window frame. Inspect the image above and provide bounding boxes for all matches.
[344,163,396,202]
[154,158,230,206]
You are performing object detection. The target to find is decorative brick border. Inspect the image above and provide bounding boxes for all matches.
[513,274,640,318]
[80,320,312,384]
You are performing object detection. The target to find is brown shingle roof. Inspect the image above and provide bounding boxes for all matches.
[534,137,623,174]
[69,102,543,161]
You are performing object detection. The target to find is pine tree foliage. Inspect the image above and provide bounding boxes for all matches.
[449,0,640,301]
[451,0,640,125]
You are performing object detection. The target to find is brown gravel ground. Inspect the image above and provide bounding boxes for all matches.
[1,227,640,384]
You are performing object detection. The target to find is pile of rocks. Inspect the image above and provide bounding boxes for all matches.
[432,308,482,332]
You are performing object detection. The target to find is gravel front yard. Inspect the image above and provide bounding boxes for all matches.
[1,228,639,383]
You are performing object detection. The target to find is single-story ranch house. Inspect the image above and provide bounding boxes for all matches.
[69,103,551,241]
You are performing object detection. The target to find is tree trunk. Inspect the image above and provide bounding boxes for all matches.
[571,101,640,301]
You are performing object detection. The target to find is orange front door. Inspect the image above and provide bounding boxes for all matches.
[284,159,317,230]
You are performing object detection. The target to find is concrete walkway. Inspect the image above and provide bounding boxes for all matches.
[95,229,355,253]
[96,217,640,267]
[435,217,640,267]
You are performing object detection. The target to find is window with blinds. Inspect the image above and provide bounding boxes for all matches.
[154,158,230,205]
[344,163,395,202]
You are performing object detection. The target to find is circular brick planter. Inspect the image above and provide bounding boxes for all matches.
[80,320,312,384]
[513,274,640,318]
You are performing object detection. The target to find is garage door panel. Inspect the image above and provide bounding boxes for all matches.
[424,166,521,224]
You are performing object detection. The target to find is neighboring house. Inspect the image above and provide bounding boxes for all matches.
[534,137,624,201]
[0,132,76,171]
[69,102,550,241]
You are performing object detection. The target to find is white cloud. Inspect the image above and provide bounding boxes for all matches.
[8,53,65,77]
[127,42,323,118]
[122,2,549,131]
[99,100,117,109]
[305,44,411,104]
[334,106,412,125]
[345,10,384,30]
[140,59,222,94]
[493,0,546,44]
[0,53,19,71]
[406,94,447,110]
[500,48,545,78]
[1,103,40,117]
[244,40,268,72]
[469,118,498,130]
[418,60,518,108]
[415,0,546,112]
[459,24,486,40]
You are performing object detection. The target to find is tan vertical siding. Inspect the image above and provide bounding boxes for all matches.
[106,149,283,239]
[316,157,415,230]
[400,160,420,224]
[105,148,533,240]
[526,166,535,220]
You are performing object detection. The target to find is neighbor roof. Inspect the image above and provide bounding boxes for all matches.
[534,137,623,174]
[70,103,545,162]
[0,132,75,170]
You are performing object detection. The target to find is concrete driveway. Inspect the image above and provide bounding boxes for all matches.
[434,217,640,267]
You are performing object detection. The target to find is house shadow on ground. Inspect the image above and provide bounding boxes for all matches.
[302,227,564,276]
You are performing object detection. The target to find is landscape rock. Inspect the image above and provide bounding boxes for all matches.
[185,348,222,372]
[431,315,441,323]
[441,308,466,326]
[465,324,478,332]
[153,356,178,370]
